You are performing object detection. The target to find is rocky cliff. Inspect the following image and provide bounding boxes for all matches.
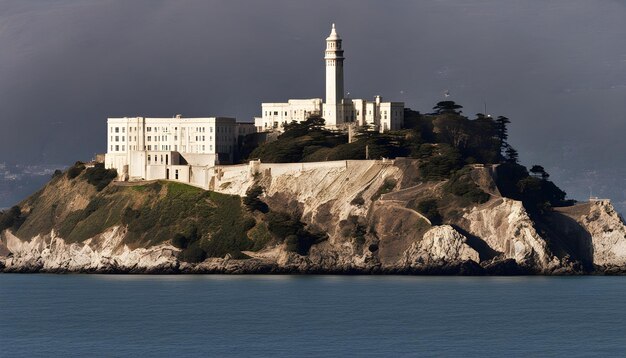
[1,159,625,274]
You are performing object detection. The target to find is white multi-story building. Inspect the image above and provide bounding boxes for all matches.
[255,24,404,132]
[105,115,255,182]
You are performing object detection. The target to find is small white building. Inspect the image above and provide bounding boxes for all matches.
[256,24,404,132]
[105,115,255,182]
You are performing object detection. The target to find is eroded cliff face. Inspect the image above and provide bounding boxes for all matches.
[1,159,626,274]
[1,228,179,273]
[566,201,626,269]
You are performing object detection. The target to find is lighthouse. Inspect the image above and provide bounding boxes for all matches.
[324,23,345,126]
[257,24,404,132]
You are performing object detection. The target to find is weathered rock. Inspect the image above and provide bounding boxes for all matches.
[579,201,626,266]
[2,160,626,275]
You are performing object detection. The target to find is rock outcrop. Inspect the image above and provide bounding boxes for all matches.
[2,159,626,274]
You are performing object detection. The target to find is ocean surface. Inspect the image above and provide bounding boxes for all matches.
[1,275,625,357]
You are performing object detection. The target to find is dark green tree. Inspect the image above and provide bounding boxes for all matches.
[495,116,511,160]
[504,145,519,164]
[432,101,463,115]
[530,165,550,180]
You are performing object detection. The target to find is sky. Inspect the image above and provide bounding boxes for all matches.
[0,0,625,212]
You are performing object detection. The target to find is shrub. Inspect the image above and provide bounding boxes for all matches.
[67,162,85,179]
[416,199,442,225]
[419,146,463,180]
[84,163,117,191]
[243,185,268,213]
[350,195,365,206]
[171,227,200,249]
[266,211,327,255]
[372,177,397,200]
[178,245,207,263]
[267,212,301,238]
[444,169,490,204]
[0,206,24,232]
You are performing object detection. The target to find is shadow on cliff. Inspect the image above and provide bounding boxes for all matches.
[450,225,500,262]
[534,211,594,272]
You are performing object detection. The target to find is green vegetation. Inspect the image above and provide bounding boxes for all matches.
[495,163,570,214]
[243,185,269,213]
[84,163,117,191]
[121,182,258,260]
[371,177,397,201]
[266,211,327,255]
[245,100,572,213]
[67,161,85,179]
[350,194,365,206]
[248,116,406,163]
[414,199,442,225]
[246,103,502,176]
[339,215,367,246]
[0,206,25,232]
[40,179,265,262]
[443,168,490,205]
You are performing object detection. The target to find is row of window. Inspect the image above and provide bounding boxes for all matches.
[111,125,236,136]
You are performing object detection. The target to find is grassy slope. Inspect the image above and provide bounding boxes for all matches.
[14,169,266,261]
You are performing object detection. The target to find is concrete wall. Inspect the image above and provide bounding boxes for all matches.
[181,153,216,166]
[190,166,211,188]
[146,165,167,181]
[170,165,190,183]
[129,151,146,180]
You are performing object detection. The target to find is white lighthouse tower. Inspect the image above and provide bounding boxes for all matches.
[324,23,344,127]
[256,24,404,133]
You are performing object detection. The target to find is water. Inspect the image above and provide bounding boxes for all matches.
[1,275,625,357]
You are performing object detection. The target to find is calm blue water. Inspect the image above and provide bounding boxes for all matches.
[1,275,625,357]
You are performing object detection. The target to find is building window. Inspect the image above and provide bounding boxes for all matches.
[122,128,125,133]
[175,170,179,180]
[115,136,119,142]
[147,127,151,132]
[147,136,151,141]
[148,155,151,164]
[115,127,119,133]
[115,145,119,151]
[122,145,125,151]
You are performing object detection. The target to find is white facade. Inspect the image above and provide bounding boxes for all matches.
[255,98,323,131]
[258,24,404,132]
[105,116,255,182]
